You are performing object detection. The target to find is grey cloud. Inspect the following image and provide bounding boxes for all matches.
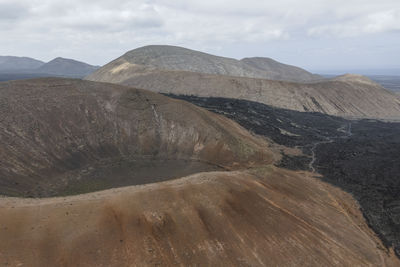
[308,9,400,38]
[0,0,399,70]
[0,2,29,20]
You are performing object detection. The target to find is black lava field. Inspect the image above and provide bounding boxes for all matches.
[168,94,400,257]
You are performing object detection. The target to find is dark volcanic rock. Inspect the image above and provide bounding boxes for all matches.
[315,120,400,257]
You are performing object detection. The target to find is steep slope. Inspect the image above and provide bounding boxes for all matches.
[89,69,400,119]
[0,56,44,72]
[86,45,320,82]
[36,57,99,77]
[0,78,273,197]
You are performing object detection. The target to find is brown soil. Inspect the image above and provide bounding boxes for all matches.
[1,167,398,266]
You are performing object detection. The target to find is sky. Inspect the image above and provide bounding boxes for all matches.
[0,0,399,73]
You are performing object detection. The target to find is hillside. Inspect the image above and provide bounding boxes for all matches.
[88,69,400,119]
[0,56,44,72]
[2,167,398,266]
[87,45,320,82]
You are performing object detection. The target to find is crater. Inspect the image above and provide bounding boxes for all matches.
[14,158,222,198]
[0,78,272,198]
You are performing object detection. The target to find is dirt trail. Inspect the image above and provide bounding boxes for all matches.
[309,122,352,173]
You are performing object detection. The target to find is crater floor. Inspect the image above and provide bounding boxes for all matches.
[20,158,222,197]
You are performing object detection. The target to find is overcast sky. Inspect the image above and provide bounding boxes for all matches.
[0,0,399,72]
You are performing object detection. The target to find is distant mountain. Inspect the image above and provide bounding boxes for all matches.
[0,56,44,72]
[0,56,99,79]
[87,45,320,82]
[35,57,100,77]
[367,75,400,93]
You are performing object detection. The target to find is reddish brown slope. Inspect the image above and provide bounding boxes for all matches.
[1,167,398,266]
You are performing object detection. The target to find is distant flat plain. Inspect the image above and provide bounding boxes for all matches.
[368,75,400,93]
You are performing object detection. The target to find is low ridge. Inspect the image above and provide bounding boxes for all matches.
[88,69,400,119]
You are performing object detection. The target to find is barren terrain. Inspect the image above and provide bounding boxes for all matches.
[1,78,398,266]
[86,45,400,119]
[88,68,400,119]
